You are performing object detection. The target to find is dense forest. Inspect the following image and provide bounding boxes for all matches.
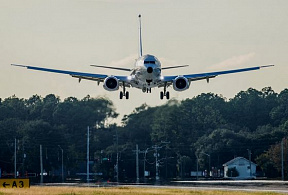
[0,87,288,182]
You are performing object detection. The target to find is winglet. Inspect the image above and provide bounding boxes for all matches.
[260,64,274,69]
[11,64,28,68]
[138,14,143,57]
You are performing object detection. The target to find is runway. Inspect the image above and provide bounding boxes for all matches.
[119,185,288,194]
[118,181,288,194]
[169,180,288,193]
[42,180,288,194]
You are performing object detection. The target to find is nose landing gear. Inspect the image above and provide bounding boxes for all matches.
[142,87,152,93]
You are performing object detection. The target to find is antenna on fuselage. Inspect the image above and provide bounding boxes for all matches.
[138,14,143,57]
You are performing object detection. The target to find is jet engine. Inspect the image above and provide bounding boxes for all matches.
[103,76,119,91]
[173,76,189,91]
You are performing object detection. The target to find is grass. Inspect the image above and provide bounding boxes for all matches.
[0,186,284,195]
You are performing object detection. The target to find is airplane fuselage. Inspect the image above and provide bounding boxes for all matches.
[130,54,162,92]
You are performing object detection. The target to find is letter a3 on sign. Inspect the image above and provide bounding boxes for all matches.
[0,179,30,188]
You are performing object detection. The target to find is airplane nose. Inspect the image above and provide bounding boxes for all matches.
[147,67,153,73]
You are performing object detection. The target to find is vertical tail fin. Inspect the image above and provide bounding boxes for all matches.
[138,14,143,57]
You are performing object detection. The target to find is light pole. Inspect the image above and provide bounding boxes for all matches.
[58,145,64,183]
[201,152,210,177]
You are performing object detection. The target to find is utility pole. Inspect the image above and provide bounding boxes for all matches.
[22,141,26,178]
[282,139,284,181]
[136,144,139,184]
[153,145,162,183]
[247,149,252,177]
[196,155,199,180]
[143,147,150,183]
[161,141,170,180]
[58,145,64,183]
[201,152,210,177]
[14,138,16,178]
[114,128,119,183]
[40,145,43,184]
[87,126,90,184]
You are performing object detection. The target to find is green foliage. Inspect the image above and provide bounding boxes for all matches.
[194,128,248,169]
[227,87,277,131]
[1,87,288,181]
[0,94,118,181]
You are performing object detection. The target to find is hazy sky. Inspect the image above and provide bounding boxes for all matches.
[1,0,287,123]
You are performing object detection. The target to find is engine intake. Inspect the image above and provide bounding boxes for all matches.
[173,76,189,91]
[103,76,119,91]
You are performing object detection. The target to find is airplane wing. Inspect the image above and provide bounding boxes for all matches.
[162,65,274,84]
[162,65,189,70]
[11,64,131,84]
[90,65,132,71]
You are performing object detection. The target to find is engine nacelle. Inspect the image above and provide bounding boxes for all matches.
[173,76,189,91]
[103,76,119,91]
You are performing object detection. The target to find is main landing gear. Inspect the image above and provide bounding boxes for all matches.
[120,83,129,99]
[160,91,170,100]
[160,83,170,100]
[120,91,129,99]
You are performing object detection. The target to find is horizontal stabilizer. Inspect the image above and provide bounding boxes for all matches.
[162,65,189,70]
[90,65,132,71]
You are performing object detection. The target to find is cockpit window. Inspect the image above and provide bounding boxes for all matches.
[144,61,156,64]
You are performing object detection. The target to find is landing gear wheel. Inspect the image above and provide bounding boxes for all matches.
[160,82,169,100]
[120,83,129,100]
[160,91,164,100]
[166,91,170,100]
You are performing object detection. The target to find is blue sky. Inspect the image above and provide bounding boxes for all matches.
[1,0,287,123]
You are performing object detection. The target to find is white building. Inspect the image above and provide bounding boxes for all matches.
[223,157,256,179]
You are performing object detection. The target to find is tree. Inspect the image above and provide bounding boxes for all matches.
[256,139,288,178]
[270,89,288,126]
[17,120,65,176]
[122,104,155,147]
[0,95,27,120]
[227,88,277,131]
[1,87,288,181]
[0,118,24,172]
[194,128,248,170]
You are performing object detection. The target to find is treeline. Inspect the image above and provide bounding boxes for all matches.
[0,87,288,182]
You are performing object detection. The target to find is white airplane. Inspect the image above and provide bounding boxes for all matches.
[12,15,273,100]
